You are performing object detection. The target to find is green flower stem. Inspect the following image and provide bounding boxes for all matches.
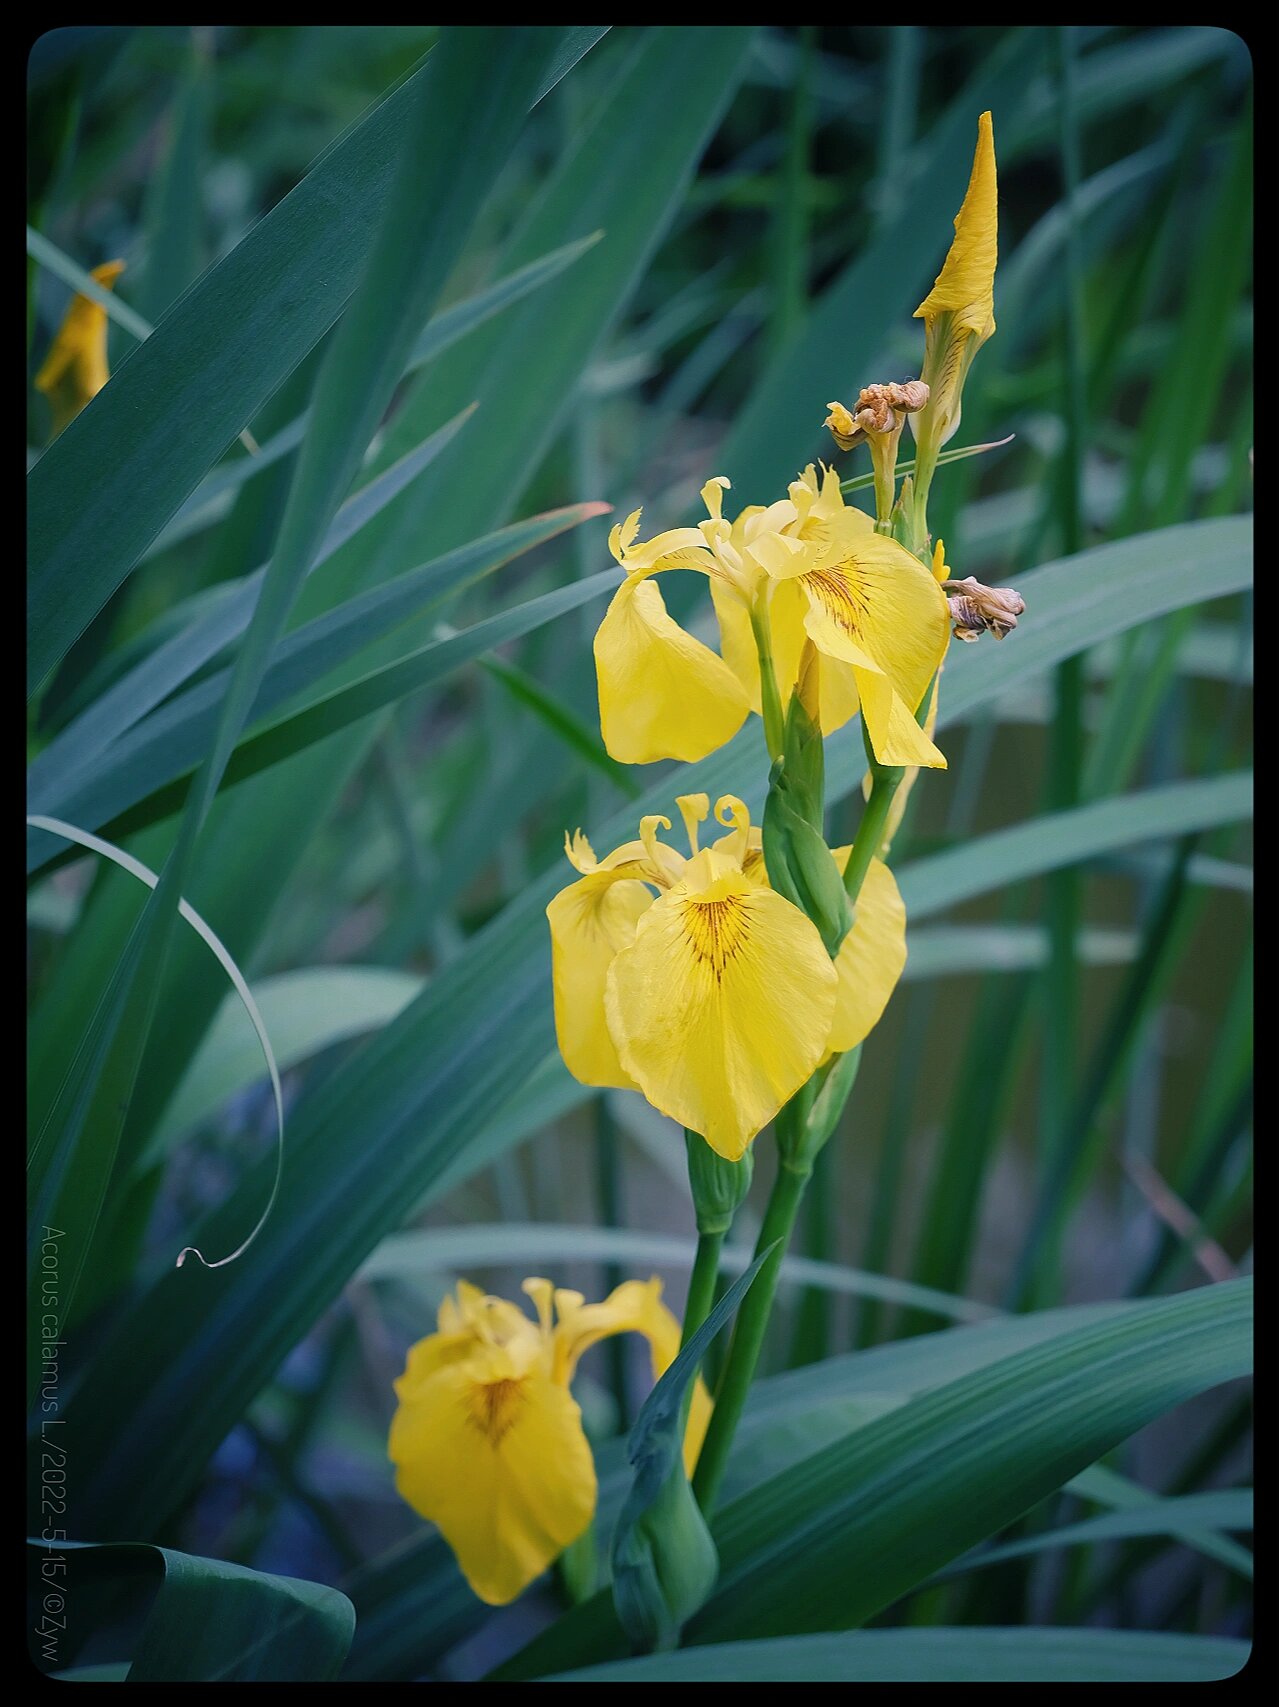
[841,754,904,905]
[680,1128,751,1423]
[910,438,939,549]
[691,1152,809,1513]
[841,664,941,902]
[686,654,938,1511]
[680,1227,725,1352]
[677,1223,726,1435]
[867,427,902,534]
[838,434,1017,500]
[750,596,786,764]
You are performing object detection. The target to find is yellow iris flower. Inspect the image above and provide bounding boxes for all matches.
[33,259,125,436]
[389,1274,710,1605]
[595,465,949,773]
[912,110,997,449]
[547,792,906,1158]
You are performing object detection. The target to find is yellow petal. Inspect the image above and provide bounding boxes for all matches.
[792,521,948,766]
[700,475,731,523]
[389,1341,596,1605]
[34,258,126,434]
[553,1277,713,1475]
[675,792,710,855]
[712,821,767,886]
[914,111,997,340]
[594,575,749,765]
[789,462,864,546]
[862,674,942,852]
[547,871,652,1089]
[774,579,861,734]
[826,854,908,1052]
[710,576,859,735]
[431,1280,545,1358]
[565,827,683,888]
[743,527,807,581]
[708,575,764,712]
[609,508,644,562]
[605,851,837,1160]
[849,663,946,770]
[392,1326,478,1402]
[621,526,718,574]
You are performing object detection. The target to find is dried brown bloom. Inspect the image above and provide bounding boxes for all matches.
[946,575,1025,642]
[825,381,930,449]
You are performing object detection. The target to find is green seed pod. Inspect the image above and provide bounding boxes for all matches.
[763,778,852,957]
[612,1456,719,1654]
[686,1130,753,1235]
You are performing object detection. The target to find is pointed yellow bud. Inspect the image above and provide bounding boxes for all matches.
[911,113,998,459]
[914,110,997,343]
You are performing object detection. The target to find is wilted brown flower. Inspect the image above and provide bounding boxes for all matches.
[825,381,930,449]
[945,575,1025,642]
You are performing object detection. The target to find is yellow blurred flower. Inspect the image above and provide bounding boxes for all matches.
[547,792,907,1156]
[33,259,125,436]
[389,1274,710,1606]
[595,467,949,772]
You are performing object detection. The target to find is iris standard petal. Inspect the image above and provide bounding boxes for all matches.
[605,852,837,1160]
[826,853,908,1052]
[594,574,750,765]
[389,1344,596,1606]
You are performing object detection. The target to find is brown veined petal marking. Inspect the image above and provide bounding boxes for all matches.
[604,851,837,1160]
[795,527,949,768]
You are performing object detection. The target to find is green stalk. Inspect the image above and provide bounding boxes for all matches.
[841,765,902,901]
[867,428,901,533]
[595,1095,630,1420]
[750,596,786,763]
[842,720,904,903]
[690,660,930,1505]
[838,434,1015,498]
[691,1153,809,1513]
[788,1140,835,1364]
[680,1229,725,1352]
[678,1226,723,1453]
[680,1129,749,1409]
